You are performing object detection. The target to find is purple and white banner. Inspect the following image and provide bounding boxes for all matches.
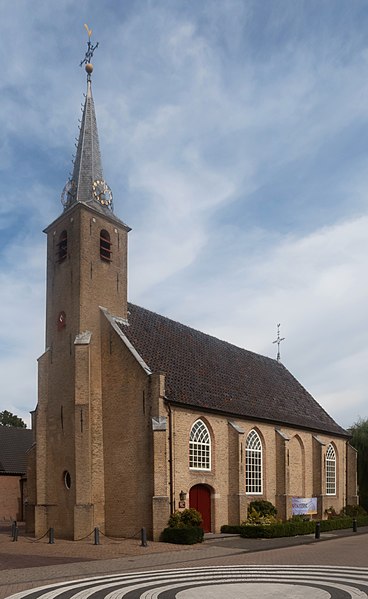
[291,497,318,515]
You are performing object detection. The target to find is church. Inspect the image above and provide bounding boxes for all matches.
[26,41,358,541]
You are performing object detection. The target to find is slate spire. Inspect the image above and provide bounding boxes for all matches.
[61,31,113,213]
[71,78,104,203]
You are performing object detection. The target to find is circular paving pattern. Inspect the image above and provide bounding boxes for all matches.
[5,566,368,599]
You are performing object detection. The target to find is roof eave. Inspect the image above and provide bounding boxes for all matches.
[164,398,349,439]
[43,201,131,234]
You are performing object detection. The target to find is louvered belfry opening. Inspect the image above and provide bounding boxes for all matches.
[58,230,68,262]
[100,229,112,261]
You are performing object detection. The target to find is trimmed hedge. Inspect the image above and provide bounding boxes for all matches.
[221,525,243,534]
[220,516,368,538]
[160,526,204,545]
[240,520,314,538]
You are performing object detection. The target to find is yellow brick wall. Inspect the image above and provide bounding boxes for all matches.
[101,313,156,539]
[34,203,129,539]
[30,201,357,541]
[170,408,352,531]
[0,476,23,521]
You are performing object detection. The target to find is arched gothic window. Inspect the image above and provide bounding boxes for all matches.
[326,443,336,495]
[246,429,262,494]
[189,419,211,470]
[58,230,67,262]
[100,229,112,262]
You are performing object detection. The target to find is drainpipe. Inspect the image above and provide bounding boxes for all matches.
[167,402,174,514]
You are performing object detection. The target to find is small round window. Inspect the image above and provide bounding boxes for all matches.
[63,471,71,489]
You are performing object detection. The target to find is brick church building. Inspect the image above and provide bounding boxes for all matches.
[26,48,357,541]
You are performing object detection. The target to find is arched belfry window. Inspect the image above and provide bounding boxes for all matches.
[100,229,112,262]
[326,443,336,495]
[245,429,262,494]
[189,419,211,471]
[58,230,67,262]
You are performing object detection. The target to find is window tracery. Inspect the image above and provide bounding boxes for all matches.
[246,429,262,494]
[189,419,211,470]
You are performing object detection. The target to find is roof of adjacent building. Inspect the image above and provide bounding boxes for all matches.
[0,427,34,475]
[117,303,347,437]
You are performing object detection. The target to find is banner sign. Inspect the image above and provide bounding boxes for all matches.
[291,497,317,515]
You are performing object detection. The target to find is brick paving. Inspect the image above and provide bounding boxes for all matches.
[0,523,367,599]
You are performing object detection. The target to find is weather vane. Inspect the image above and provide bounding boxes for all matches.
[80,24,99,80]
[273,323,285,363]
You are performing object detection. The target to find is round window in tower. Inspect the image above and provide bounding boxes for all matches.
[63,471,71,489]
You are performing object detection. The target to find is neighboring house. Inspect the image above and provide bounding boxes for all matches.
[0,427,33,521]
[26,54,358,541]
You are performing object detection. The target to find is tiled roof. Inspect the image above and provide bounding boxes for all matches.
[0,427,34,475]
[117,303,347,437]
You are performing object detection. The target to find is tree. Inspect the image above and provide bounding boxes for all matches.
[0,410,27,428]
[348,418,368,511]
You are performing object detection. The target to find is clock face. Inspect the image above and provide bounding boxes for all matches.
[92,179,113,208]
[61,180,77,207]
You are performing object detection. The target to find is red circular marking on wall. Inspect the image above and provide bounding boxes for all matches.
[57,311,66,330]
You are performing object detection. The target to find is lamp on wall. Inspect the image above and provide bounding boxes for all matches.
[179,490,187,502]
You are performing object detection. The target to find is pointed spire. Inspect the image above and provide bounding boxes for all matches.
[70,79,104,204]
[61,28,113,212]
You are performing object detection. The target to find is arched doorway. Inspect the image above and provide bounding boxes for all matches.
[189,484,211,532]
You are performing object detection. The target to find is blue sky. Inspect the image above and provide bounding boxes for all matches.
[1,0,368,429]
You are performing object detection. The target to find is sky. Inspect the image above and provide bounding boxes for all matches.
[0,0,367,429]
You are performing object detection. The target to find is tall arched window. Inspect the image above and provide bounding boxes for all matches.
[100,229,112,262]
[246,429,262,494]
[58,230,67,262]
[189,419,211,470]
[326,443,336,495]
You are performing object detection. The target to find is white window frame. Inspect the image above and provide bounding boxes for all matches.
[189,419,211,471]
[246,429,263,495]
[326,443,336,496]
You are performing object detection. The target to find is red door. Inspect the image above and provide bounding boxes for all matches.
[189,484,211,532]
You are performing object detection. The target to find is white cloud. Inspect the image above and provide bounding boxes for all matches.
[129,213,368,429]
[1,1,368,432]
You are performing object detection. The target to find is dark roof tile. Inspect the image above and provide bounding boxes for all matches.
[117,304,347,437]
[0,427,34,475]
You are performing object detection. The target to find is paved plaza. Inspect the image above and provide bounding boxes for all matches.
[0,525,367,598]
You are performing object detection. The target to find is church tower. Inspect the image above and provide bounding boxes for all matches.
[33,36,130,539]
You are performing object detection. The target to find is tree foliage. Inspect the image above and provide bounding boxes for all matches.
[0,410,27,428]
[348,418,368,511]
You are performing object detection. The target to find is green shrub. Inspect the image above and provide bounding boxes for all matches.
[239,516,368,538]
[162,508,204,544]
[248,500,277,517]
[288,514,311,522]
[220,524,243,534]
[160,526,204,544]
[167,508,202,528]
[240,520,315,538]
[243,508,279,526]
[223,515,368,537]
[357,515,368,526]
[325,506,340,520]
[340,504,367,517]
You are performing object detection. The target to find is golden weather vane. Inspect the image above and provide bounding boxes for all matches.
[84,23,92,38]
[80,23,99,79]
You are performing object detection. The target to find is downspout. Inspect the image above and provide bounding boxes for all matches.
[345,440,348,510]
[167,402,174,514]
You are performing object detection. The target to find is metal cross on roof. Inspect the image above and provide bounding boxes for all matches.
[273,323,285,362]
